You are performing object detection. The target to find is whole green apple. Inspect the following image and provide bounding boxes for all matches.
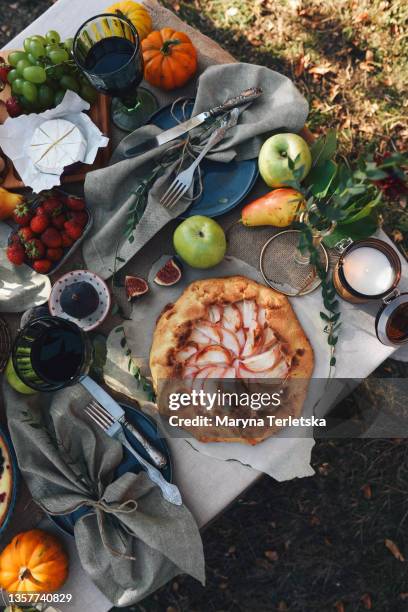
[258,133,312,188]
[173,215,227,269]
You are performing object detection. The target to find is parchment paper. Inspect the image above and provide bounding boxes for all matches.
[104,256,330,480]
[0,90,109,193]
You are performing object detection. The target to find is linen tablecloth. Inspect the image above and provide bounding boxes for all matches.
[2,1,408,610]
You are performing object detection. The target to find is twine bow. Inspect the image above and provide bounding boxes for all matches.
[41,497,139,561]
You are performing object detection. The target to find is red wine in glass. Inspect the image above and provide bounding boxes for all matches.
[73,13,157,131]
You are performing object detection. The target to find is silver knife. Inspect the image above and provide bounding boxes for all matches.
[80,376,167,469]
[123,87,263,159]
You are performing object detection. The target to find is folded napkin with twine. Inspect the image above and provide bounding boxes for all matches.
[83,62,308,280]
[4,381,205,607]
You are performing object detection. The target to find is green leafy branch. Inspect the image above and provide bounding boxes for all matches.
[114,326,155,402]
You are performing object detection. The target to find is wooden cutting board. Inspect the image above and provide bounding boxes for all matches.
[0,49,112,190]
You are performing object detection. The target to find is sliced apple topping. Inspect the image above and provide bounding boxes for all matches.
[176,300,291,381]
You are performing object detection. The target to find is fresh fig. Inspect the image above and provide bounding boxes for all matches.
[125,276,149,301]
[60,281,99,319]
[154,258,182,286]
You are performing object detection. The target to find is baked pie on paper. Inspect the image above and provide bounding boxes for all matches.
[150,276,314,444]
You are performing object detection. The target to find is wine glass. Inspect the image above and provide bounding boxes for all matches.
[12,316,93,392]
[73,13,158,132]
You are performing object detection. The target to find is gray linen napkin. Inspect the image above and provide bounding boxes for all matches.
[83,62,308,279]
[4,381,205,606]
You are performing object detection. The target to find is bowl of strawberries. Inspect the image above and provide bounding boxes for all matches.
[6,189,92,275]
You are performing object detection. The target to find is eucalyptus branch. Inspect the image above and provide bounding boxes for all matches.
[114,326,155,401]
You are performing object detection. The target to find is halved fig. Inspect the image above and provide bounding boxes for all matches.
[154,258,182,286]
[125,276,149,301]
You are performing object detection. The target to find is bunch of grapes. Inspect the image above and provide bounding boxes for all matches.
[6,30,97,114]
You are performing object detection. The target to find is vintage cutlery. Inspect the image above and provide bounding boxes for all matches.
[80,376,167,469]
[123,87,263,159]
[84,398,182,506]
[160,115,232,209]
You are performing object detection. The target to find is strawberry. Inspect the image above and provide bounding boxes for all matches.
[35,204,47,216]
[33,259,52,274]
[42,197,62,217]
[25,238,45,260]
[12,202,32,226]
[5,96,22,118]
[52,213,67,230]
[64,195,85,211]
[63,220,83,241]
[61,232,74,248]
[18,227,34,243]
[41,227,62,248]
[6,242,25,265]
[69,210,88,227]
[30,214,50,234]
[46,247,64,262]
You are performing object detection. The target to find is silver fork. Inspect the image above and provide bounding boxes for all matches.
[84,399,182,506]
[160,116,231,210]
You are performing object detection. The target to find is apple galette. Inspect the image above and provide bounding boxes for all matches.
[150,276,314,444]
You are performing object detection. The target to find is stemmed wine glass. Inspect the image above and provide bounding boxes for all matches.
[73,13,158,131]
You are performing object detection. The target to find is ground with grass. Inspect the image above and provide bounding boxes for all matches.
[2,1,408,611]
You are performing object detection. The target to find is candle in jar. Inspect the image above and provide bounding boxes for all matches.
[342,247,395,296]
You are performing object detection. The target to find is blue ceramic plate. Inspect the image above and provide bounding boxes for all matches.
[49,404,172,537]
[0,426,19,537]
[150,100,259,218]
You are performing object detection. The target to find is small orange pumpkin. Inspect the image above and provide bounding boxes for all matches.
[0,529,69,593]
[142,28,198,90]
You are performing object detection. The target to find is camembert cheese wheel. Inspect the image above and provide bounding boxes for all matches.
[28,119,87,175]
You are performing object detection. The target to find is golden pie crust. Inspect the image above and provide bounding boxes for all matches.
[150,276,314,444]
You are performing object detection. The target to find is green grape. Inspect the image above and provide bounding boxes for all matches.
[59,74,79,93]
[7,69,19,83]
[23,37,33,53]
[64,38,74,54]
[11,78,25,95]
[54,90,65,106]
[22,81,38,103]
[38,84,54,109]
[16,59,32,76]
[48,48,69,65]
[23,66,47,84]
[29,39,46,58]
[8,51,27,67]
[30,35,46,44]
[79,83,98,105]
[46,30,61,45]
[27,53,39,65]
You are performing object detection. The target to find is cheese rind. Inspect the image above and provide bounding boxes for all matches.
[28,119,87,175]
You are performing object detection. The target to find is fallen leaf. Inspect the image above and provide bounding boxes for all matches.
[309,63,334,77]
[334,602,345,612]
[361,484,372,499]
[385,538,405,562]
[310,515,321,526]
[392,229,404,243]
[264,550,279,561]
[361,593,372,609]
[294,53,310,77]
[359,61,376,72]
[365,50,374,62]
[355,12,370,22]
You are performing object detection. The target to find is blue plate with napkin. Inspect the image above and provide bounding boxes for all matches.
[49,404,172,537]
[150,99,258,218]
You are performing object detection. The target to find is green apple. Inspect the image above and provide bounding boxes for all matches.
[258,133,312,188]
[5,358,37,395]
[173,215,227,269]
